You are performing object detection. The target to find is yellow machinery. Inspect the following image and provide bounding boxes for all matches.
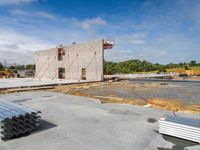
[176,68,200,75]
[0,70,14,78]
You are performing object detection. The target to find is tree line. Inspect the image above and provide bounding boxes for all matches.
[103,60,200,75]
[1,60,199,74]
[0,64,35,71]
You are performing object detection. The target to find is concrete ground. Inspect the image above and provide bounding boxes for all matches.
[0,78,88,89]
[0,92,199,150]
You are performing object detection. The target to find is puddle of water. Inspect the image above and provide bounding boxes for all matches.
[147,118,157,123]
[13,98,32,103]
[41,95,56,99]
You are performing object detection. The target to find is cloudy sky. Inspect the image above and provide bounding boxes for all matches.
[0,0,200,65]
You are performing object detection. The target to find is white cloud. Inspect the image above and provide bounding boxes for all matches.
[191,4,200,27]
[105,30,200,64]
[105,49,131,56]
[0,29,55,64]
[1,0,200,65]
[10,9,28,15]
[36,12,56,20]
[81,17,106,29]
[137,50,167,59]
[68,17,107,38]
[131,39,145,44]
[157,51,167,57]
[116,32,147,42]
[117,50,131,53]
[0,29,54,51]
[0,0,37,5]
[0,15,107,64]
[9,9,57,20]
[132,32,148,39]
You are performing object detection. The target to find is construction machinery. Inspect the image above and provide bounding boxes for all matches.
[176,68,200,76]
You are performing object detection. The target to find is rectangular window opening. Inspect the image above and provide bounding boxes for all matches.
[58,48,65,61]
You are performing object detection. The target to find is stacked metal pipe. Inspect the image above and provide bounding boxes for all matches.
[0,101,41,140]
[159,115,200,143]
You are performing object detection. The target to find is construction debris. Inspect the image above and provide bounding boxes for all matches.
[159,115,200,143]
[0,101,41,140]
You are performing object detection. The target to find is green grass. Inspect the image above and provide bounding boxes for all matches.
[166,66,200,72]
[191,66,200,70]
[132,70,158,74]
[166,68,179,72]
[121,66,200,74]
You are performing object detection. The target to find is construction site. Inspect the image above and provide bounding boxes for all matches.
[35,39,108,81]
[0,39,200,150]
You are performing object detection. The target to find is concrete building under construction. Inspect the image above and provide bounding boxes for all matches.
[35,39,114,81]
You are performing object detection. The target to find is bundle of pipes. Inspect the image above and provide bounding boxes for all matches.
[0,101,41,140]
[159,115,200,143]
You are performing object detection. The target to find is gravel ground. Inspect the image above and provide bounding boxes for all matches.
[79,80,200,105]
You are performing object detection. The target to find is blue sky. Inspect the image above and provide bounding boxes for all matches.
[0,0,200,65]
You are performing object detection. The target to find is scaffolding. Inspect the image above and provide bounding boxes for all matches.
[103,39,115,49]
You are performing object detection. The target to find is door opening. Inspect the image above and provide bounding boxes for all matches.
[81,68,86,80]
[58,67,65,79]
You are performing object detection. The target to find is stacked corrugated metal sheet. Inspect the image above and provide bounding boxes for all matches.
[159,115,200,143]
[0,101,41,140]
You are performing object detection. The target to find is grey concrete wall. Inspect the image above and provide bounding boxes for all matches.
[35,39,104,81]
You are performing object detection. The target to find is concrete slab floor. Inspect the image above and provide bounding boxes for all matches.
[0,91,199,150]
[0,78,89,89]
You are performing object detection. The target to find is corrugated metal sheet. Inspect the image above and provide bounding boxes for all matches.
[0,101,41,140]
[159,115,200,143]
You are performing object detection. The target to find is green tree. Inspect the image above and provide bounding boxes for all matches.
[15,65,25,70]
[26,64,35,70]
[9,65,16,69]
[103,59,200,75]
[189,60,197,66]
[184,65,190,70]
[0,63,4,71]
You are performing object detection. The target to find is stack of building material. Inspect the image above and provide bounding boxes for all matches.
[0,101,41,140]
[159,115,200,143]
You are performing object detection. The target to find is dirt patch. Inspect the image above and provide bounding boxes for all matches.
[147,99,200,114]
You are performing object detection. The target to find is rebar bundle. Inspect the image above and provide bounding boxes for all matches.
[0,101,41,140]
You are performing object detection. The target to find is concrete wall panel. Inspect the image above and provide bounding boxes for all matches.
[35,40,104,81]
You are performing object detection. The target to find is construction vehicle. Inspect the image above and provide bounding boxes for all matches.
[0,70,15,78]
[176,68,200,76]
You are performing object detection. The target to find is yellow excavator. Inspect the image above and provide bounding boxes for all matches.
[0,70,15,78]
[176,68,200,75]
